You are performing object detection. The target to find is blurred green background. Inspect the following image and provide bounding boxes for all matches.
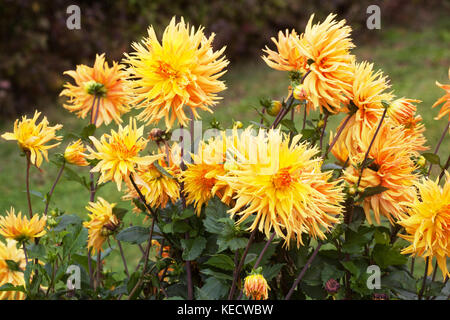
[0,1,449,275]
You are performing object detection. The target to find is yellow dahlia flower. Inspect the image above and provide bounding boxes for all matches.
[64,139,89,166]
[83,197,120,253]
[341,122,418,224]
[87,118,164,191]
[295,13,355,114]
[0,240,26,300]
[0,208,46,242]
[388,98,427,154]
[432,67,450,120]
[124,16,229,129]
[1,111,63,168]
[123,161,179,211]
[243,273,269,300]
[262,29,307,72]
[329,61,394,162]
[182,133,232,215]
[221,129,344,247]
[399,173,450,279]
[60,53,130,127]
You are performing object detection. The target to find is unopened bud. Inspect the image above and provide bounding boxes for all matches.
[149,128,166,143]
[325,279,340,294]
[373,293,389,300]
[266,100,282,117]
[348,186,357,195]
[293,84,307,100]
[234,121,243,129]
[417,156,426,168]
[317,119,325,129]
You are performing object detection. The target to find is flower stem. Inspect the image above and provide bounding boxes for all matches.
[428,120,449,176]
[418,257,430,300]
[22,242,28,266]
[228,228,257,300]
[87,248,94,288]
[237,231,276,300]
[285,242,322,300]
[128,217,156,299]
[327,113,352,156]
[25,153,33,219]
[357,108,387,187]
[302,103,307,130]
[129,173,157,219]
[319,113,329,150]
[44,160,65,216]
[117,239,129,278]
[438,154,450,183]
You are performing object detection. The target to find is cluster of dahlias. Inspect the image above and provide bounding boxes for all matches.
[0,13,449,301]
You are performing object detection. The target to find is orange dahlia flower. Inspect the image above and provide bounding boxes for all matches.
[124,17,229,129]
[60,53,130,127]
[432,67,450,121]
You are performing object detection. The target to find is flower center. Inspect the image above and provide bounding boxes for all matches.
[111,139,139,160]
[157,61,180,80]
[273,168,293,189]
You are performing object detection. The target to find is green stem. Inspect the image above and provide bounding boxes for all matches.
[44,160,65,216]
[418,257,430,300]
[228,228,257,300]
[25,153,33,219]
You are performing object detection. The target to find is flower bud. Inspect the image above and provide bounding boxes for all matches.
[233,121,243,129]
[266,100,282,116]
[325,278,340,294]
[348,186,357,195]
[317,119,325,129]
[243,273,269,300]
[293,84,307,100]
[373,293,389,300]
[149,128,165,143]
[64,139,89,166]
[417,156,426,168]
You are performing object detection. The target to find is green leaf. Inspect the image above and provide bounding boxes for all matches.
[218,237,248,253]
[205,254,235,271]
[321,263,345,284]
[372,244,408,268]
[200,269,233,281]
[422,153,441,165]
[53,214,82,232]
[26,243,46,260]
[112,207,128,221]
[341,261,361,279]
[80,124,96,141]
[153,161,175,179]
[382,269,417,293]
[116,226,150,245]
[5,260,22,272]
[0,283,26,292]
[181,237,207,261]
[263,263,284,281]
[195,278,228,300]
[63,166,88,190]
[342,227,374,254]
[176,208,195,220]
[356,186,389,201]
[62,224,88,256]
[203,198,229,234]
[280,119,298,133]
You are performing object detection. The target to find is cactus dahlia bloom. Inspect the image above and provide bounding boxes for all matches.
[221,129,344,247]
[262,29,307,72]
[295,13,355,114]
[60,53,130,127]
[87,118,164,191]
[64,139,89,166]
[243,273,269,300]
[123,160,180,211]
[1,111,62,168]
[0,240,26,300]
[432,68,450,121]
[0,208,46,242]
[399,173,450,279]
[387,98,427,154]
[341,122,419,224]
[83,197,120,253]
[181,133,232,215]
[124,17,229,129]
[329,61,394,163]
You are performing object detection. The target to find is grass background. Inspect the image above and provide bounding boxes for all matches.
[0,17,449,278]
